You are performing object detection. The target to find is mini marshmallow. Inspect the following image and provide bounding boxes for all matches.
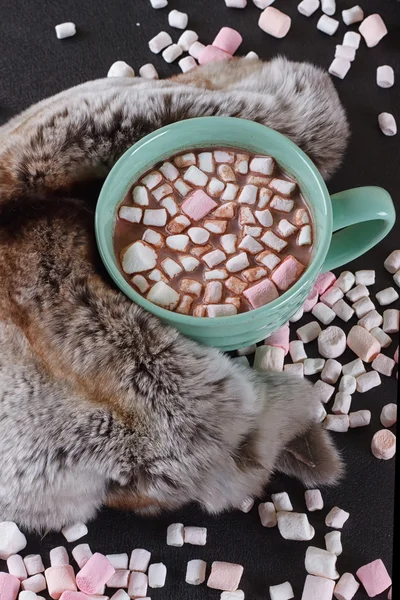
[237,344,257,356]
[168,9,188,29]
[19,593,38,600]
[359,14,388,47]
[272,492,293,512]
[347,325,381,362]
[0,573,20,600]
[332,392,352,415]
[174,179,192,196]
[24,556,44,576]
[317,15,339,35]
[198,152,214,173]
[166,523,184,547]
[277,512,315,541]
[180,278,203,297]
[298,225,312,246]
[321,286,344,307]
[207,304,237,317]
[152,183,173,202]
[342,6,364,25]
[139,63,159,79]
[225,276,247,295]
[303,288,319,312]
[238,185,258,205]
[371,327,392,348]
[258,188,273,208]
[380,403,397,428]
[106,571,129,588]
[264,325,289,355]
[225,0,247,6]
[162,43,183,63]
[334,573,360,600]
[325,507,350,528]
[76,555,114,595]
[257,251,281,271]
[298,0,320,18]
[329,56,351,80]
[185,560,207,586]
[7,555,28,581]
[352,297,376,318]
[204,269,228,280]
[278,219,297,238]
[178,30,198,51]
[133,186,149,207]
[45,566,76,598]
[208,178,226,198]
[382,309,400,333]
[334,271,355,293]
[258,502,277,527]
[376,287,399,306]
[103,555,128,571]
[289,340,308,363]
[332,299,354,322]
[148,268,167,283]
[343,32,361,51]
[269,582,294,600]
[314,380,335,403]
[324,414,349,433]
[179,56,197,72]
[262,231,288,252]
[318,326,346,358]
[371,430,396,460]
[128,572,148,597]
[254,345,285,372]
[372,353,395,377]
[189,41,206,59]
[339,375,356,394]
[253,0,275,7]
[176,295,194,315]
[302,575,335,600]
[258,7,291,38]
[342,358,366,377]
[239,497,255,512]
[305,490,324,512]
[245,51,259,59]
[356,370,381,392]
[325,532,342,557]
[393,270,400,287]
[226,252,250,273]
[119,207,142,223]
[147,281,180,310]
[346,284,369,303]
[270,179,296,196]
[184,526,207,546]
[271,256,305,291]
[239,235,263,255]
[149,0,168,7]
[384,250,400,274]
[355,269,375,286]
[107,61,134,78]
[109,592,129,600]
[243,267,267,282]
[335,45,356,62]
[239,207,256,225]
[166,234,189,252]
[213,27,242,54]
[207,562,244,592]
[129,549,151,573]
[297,321,321,343]
[0,523,27,560]
[198,45,231,65]
[182,190,217,221]
[249,156,274,176]
[221,593,245,600]
[269,196,294,213]
[304,358,325,375]
[358,310,383,331]
[221,185,239,202]
[184,165,209,187]
[72,546,92,570]
[204,220,228,234]
[349,410,371,428]
[321,0,335,15]
[161,257,182,278]
[55,23,76,39]
[149,31,173,54]
[312,303,336,325]
[321,359,342,384]
[243,225,262,238]
[357,559,392,596]
[148,563,167,589]
[305,546,339,580]
[289,307,304,322]
[314,272,336,295]
[377,65,394,88]
[203,250,226,269]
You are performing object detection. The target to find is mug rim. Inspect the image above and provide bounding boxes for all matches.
[95,117,332,326]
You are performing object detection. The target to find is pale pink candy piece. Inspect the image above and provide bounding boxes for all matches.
[359,14,388,48]
[258,7,291,38]
[356,559,392,597]
[243,278,279,308]
[305,489,324,511]
[347,325,381,363]
[212,27,242,54]
[314,272,336,295]
[59,593,89,600]
[0,573,20,600]
[333,573,359,600]
[106,570,130,588]
[181,190,217,221]
[372,353,395,377]
[301,575,335,600]
[303,287,319,312]
[371,429,396,460]
[207,562,244,592]
[264,325,290,355]
[198,45,231,65]
[76,554,115,595]
[258,502,277,527]
[45,566,77,599]
[271,256,305,292]
[128,572,148,598]
[325,507,349,529]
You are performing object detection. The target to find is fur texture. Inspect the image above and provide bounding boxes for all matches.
[0,57,348,532]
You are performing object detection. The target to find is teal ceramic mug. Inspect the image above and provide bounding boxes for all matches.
[95,117,395,351]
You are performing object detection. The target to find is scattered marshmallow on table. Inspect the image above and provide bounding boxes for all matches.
[342,6,364,25]
[258,502,277,527]
[303,288,319,312]
[239,496,254,512]
[207,562,244,592]
[297,0,319,18]
[71,545,92,569]
[107,61,135,78]
[355,270,375,286]
[359,14,388,47]
[371,327,392,348]
[254,345,285,372]
[185,560,207,585]
[198,45,231,64]
[380,403,397,428]
[289,341,308,363]
[55,23,76,39]
[317,15,339,36]
[318,326,346,358]
[269,581,294,600]
[284,363,304,378]
[334,271,355,293]
[253,0,275,8]
[0,573,20,600]
[106,570,130,588]
[148,563,167,588]
[382,309,400,333]
[371,429,396,460]
[349,410,371,428]
[225,0,247,6]
[61,523,88,543]
[321,359,342,384]
[178,29,198,51]
[237,344,257,356]
[343,31,361,49]
[272,492,293,512]
[339,375,356,394]
[302,575,335,600]
[332,393,351,415]
[334,573,360,600]
[312,302,336,325]
[314,272,336,295]
[148,31,172,54]
[376,287,399,306]
[189,41,206,59]
[335,46,356,62]
[179,56,197,72]
[372,353,396,377]
[20,592,39,600]
[168,9,188,28]
[213,27,242,54]
[358,310,383,332]
[45,566,76,598]
[167,523,184,547]
[346,284,369,303]
[324,414,349,432]
[162,44,183,63]
[139,63,159,79]
[356,370,381,393]
[128,572,148,597]
[352,297,375,319]
[321,0,335,16]
[321,287,343,307]
[393,271,400,287]
[221,592,245,600]
[314,380,335,403]
[149,0,168,7]
[277,512,315,541]
[105,554,128,570]
[297,321,321,343]
[76,554,114,595]
[0,522,27,559]
[384,250,400,274]
[245,51,259,59]
[258,7,291,38]
[342,358,365,378]
[264,325,290,355]
[129,549,151,573]
[305,489,324,512]
[347,325,381,362]
[329,58,351,80]
[313,403,327,423]
[304,358,325,375]
[377,66,395,88]
[184,526,207,546]
[325,507,349,529]
[289,306,304,322]
[325,531,342,556]
[356,559,392,597]
[305,546,339,580]
[24,555,45,576]
[7,555,28,581]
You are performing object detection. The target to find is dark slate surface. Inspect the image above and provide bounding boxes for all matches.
[0,0,398,598]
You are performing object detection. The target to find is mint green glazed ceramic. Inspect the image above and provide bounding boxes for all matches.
[95,117,395,351]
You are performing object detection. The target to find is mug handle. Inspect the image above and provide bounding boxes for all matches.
[321,186,396,272]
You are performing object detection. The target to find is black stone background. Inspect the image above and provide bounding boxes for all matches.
[0,0,399,598]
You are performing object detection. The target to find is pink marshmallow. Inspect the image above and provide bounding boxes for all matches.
[303,287,319,312]
[347,325,381,363]
[0,572,20,600]
[59,593,89,600]
[334,573,360,600]
[76,554,115,595]
[271,256,305,292]
[356,559,392,597]
[207,562,244,592]
[181,190,218,221]
[359,14,388,48]
[264,325,290,355]
[258,7,291,38]
[314,272,336,295]
[128,572,148,598]
[301,575,335,600]
[198,45,232,65]
[213,27,242,54]
[243,278,279,308]
[45,566,77,599]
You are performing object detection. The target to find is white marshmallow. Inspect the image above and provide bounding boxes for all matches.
[305,546,339,580]
[305,490,324,512]
[204,281,223,304]
[332,299,354,322]
[321,286,343,307]
[183,165,208,186]
[339,375,356,394]
[19,592,37,600]
[142,229,164,248]
[318,326,346,358]
[297,321,321,343]
[149,31,173,54]
[168,9,188,28]
[142,171,163,190]
[269,196,294,213]
[239,235,263,255]
[218,165,236,182]
[221,592,245,600]
[294,208,310,226]
[207,304,237,317]
[277,512,315,541]
[272,492,293,512]
[355,269,375,286]
[372,353,395,377]
[329,58,351,79]
[298,0,320,17]
[270,179,296,196]
[121,241,157,275]
[346,284,369,303]
[298,225,312,246]
[61,522,88,543]
[313,380,335,403]
[119,206,142,223]
[179,56,197,73]
[184,526,207,546]
[203,249,226,269]
[342,6,364,25]
[269,582,294,600]
[7,555,28,580]
[226,252,250,273]
[313,403,327,423]
[284,363,304,378]
[148,563,167,588]
[214,151,234,163]
[349,410,371,428]
[249,157,274,175]
[332,392,352,415]
[376,287,399,306]
[159,162,179,182]
[253,0,275,7]
[380,403,397,428]
[342,358,366,378]
[178,29,198,51]
[55,22,76,39]
[321,0,335,15]
[107,61,135,78]
[237,344,257,356]
[143,208,167,227]
[312,302,336,325]
[239,206,256,225]
[382,309,400,333]
[72,544,92,569]
[258,188,273,208]
[254,345,285,372]
[278,219,297,238]
[325,507,350,529]
[356,370,381,393]
[243,226,262,238]
[261,231,287,252]
[384,250,400,274]
[189,41,206,59]
[49,546,70,567]
[393,271,400,287]
[352,296,375,318]
[105,554,128,570]
[325,531,342,556]
[289,307,304,323]
[128,572,148,598]
[304,358,325,375]
[21,575,46,593]
[24,555,44,576]
[317,15,339,35]
[343,31,361,49]
[161,196,178,216]
[150,0,168,7]
[335,45,356,62]
[238,185,258,205]
[133,186,149,206]
[258,502,277,527]
[221,184,239,201]
[245,51,259,59]
[379,111,397,135]
[324,414,349,432]
[129,549,151,572]
[174,178,193,197]
[239,497,255,512]
[302,575,335,600]
[377,66,394,88]
[225,0,247,7]
[334,271,355,293]
[166,234,189,252]
[139,63,159,79]
[321,359,342,384]
[167,523,184,547]
[370,327,392,348]
[204,269,228,280]
[334,573,360,600]
[188,227,210,245]
[358,310,383,331]
[147,281,180,310]
[220,234,237,255]
[185,560,206,585]
[162,44,183,63]
[289,340,307,363]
